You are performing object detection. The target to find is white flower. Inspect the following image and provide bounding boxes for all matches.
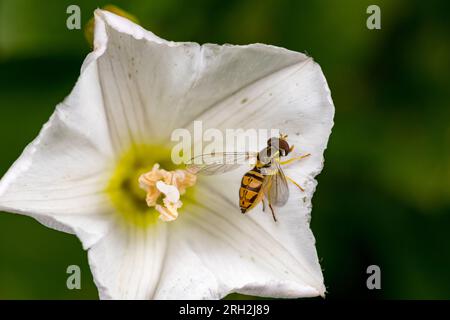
[0,10,334,299]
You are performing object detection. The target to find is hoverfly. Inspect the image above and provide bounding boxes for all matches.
[186,134,310,221]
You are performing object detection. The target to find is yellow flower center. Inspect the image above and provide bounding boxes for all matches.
[105,144,196,227]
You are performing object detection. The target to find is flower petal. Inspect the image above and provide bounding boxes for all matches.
[88,222,168,299]
[152,181,325,299]
[92,10,329,148]
[89,10,202,149]
[0,55,115,249]
[179,46,316,135]
[189,52,334,152]
[93,10,332,150]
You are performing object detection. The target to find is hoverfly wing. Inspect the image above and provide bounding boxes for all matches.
[186,152,257,175]
[186,163,242,175]
[265,162,289,207]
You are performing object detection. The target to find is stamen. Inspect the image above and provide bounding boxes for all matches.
[138,163,196,222]
[156,198,182,222]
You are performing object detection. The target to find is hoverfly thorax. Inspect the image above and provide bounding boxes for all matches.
[258,146,278,165]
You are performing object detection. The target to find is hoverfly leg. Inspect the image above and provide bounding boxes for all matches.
[286,176,305,192]
[268,203,277,222]
[262,198,267,212]
[279,153,311,166]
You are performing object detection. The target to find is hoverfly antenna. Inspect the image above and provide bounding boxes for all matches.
[280,133,288,140]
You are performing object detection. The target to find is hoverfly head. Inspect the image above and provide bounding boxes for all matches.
[267,134,291,157]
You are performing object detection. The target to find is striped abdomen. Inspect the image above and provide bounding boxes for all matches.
[239,167,265,213]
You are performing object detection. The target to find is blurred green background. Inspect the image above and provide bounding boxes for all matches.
[0,0,449,299]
